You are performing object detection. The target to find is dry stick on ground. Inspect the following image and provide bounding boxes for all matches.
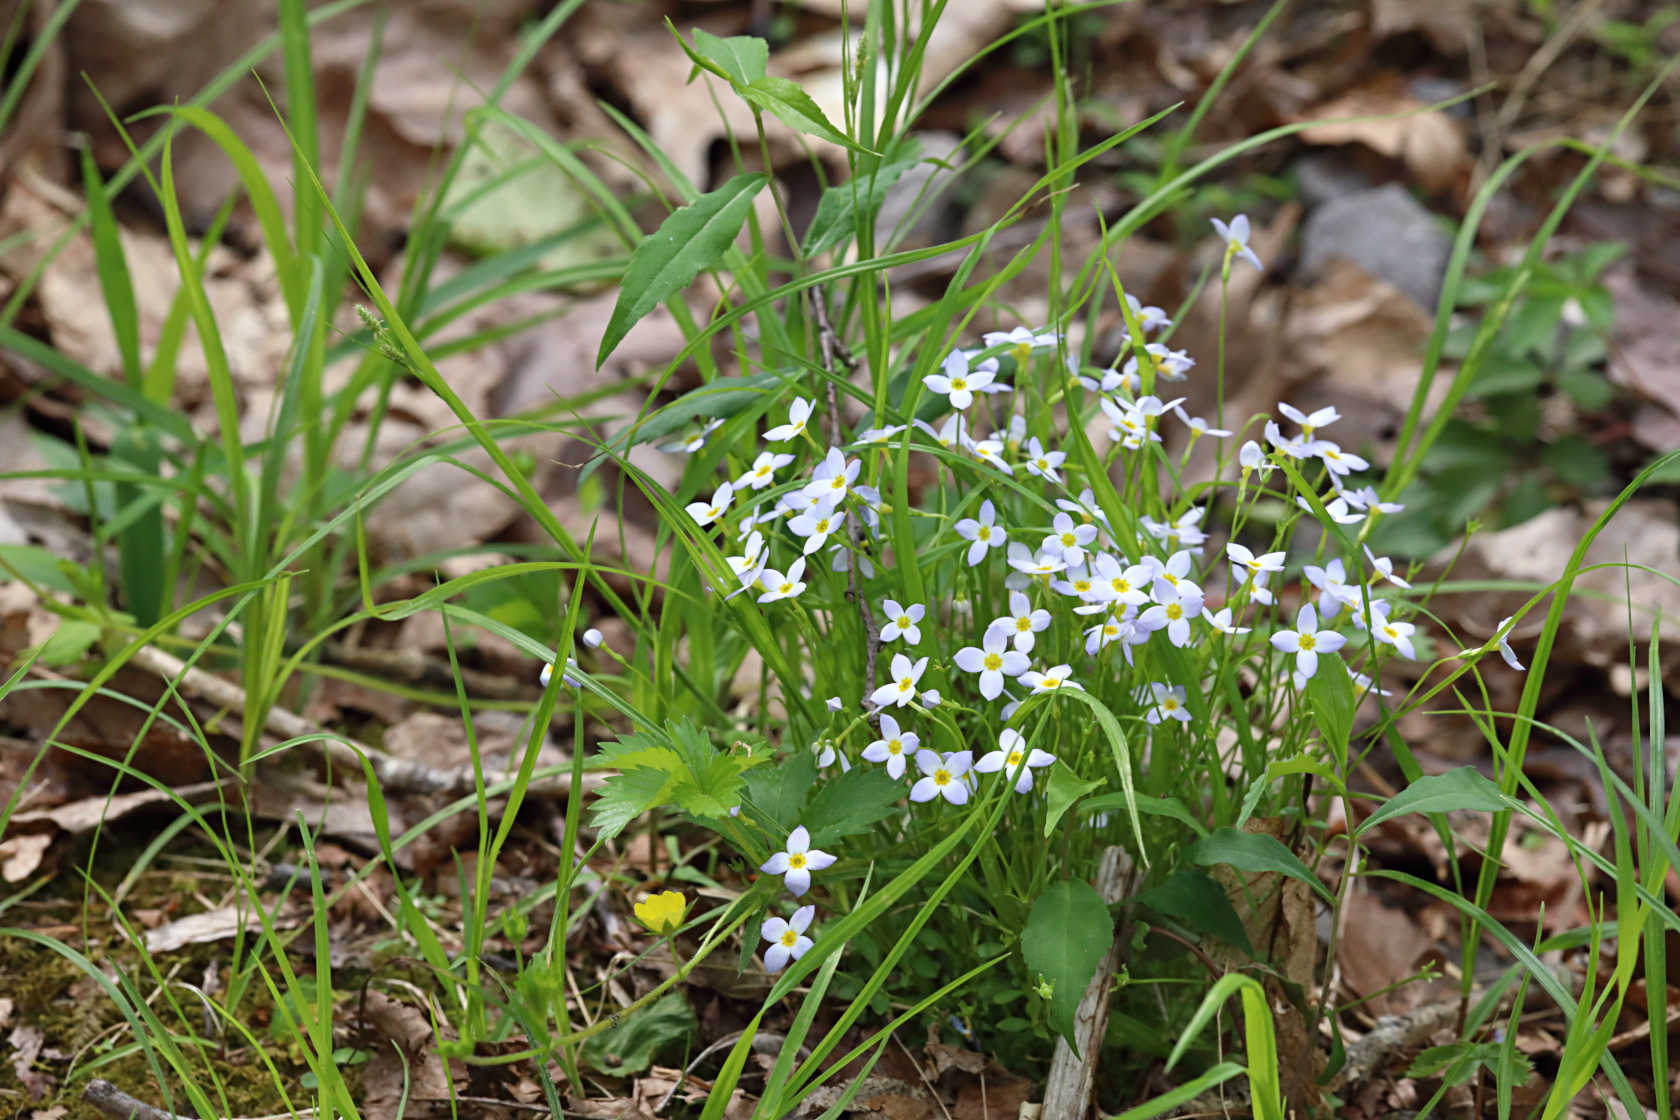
[126,644,605,799]
[82,1080,188,1120]
[808,288,882,710]
[1041,846,1138,1120]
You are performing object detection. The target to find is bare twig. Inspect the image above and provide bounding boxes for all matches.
[82,1080,186,1120]
[807,289,882,708]
[125,645,605,799]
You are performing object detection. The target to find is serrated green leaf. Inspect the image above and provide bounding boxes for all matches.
[588,768,673,839]
[803,138,922,256]
[1044,761,1101,838]
[740,750,818,835]
[1541,434,1612,488]
[1356,767,1514,836]
[1137,870,1254,956]
[581,992,695,1076]
[1190,828,1332,904]
[598,173,767,365]
[740,76,863,151]
[687,28,767,87]
[804,767,903,846]
[1022,879,1112,1052]
[37,619,101,667]
[0,545,84,595]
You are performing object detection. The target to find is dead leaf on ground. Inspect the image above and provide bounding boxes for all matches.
[1337,883,1437,1016]
[142,901,304,954]
[1465,499,1680,673]
[8,1023,55,1100]
[1296,74,1468,195]
[361,990,453,1120]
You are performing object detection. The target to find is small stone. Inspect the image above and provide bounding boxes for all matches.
[1300,183,1453,311]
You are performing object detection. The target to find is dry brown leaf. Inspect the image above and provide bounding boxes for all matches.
[0,181,287,411]
[1297,76,1467,195]
[0,833,54,883]
[8,1023,54,1100]
[1467,499,1680,668]
[1282,256,1448,464]
[1337,884,1436,1015]
[1369,0,1479,55]
[361,990,453,1120]
[143,904,284,954]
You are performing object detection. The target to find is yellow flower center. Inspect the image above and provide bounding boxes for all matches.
[887,739,903,755]
[984,653,1002,671]
[780,929,799,947]
[1043,676,1062,688]
[934,769,951,786]
[977,526,992,540]
[899,676,914,691]
[1016,618,1032,632]
[897,614,912,629]
[1007,750,1023,767]
[1060,533,1077,548]
[951,377,968,391]
[787,853,807,870]
[1299,634,1318,651]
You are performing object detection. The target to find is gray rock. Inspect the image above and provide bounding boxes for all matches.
[1300,183,1454,312]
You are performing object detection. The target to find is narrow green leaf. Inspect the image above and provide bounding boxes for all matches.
[597,172,767,365]
[78,147,141,388]
[1356,767,1515,836]
[1055,688,1148,866]
[1190,827,1332,904]
[740,77,868,152]
[687,28,767,87]
[1305,653,1355,768]
[1021,879,1112,1052]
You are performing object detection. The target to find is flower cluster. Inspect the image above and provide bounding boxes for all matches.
[599,216,1531,978]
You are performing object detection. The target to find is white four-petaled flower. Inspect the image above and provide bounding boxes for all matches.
[924,350,997,411]
[954,623,1031,700]
[871,653,929,708]
[863,714,919,779]
[1211,214,1263,272]
[910,749,974,805]
[761,905,815,972]
[765,397,815,442]
[974,729,1055,793]
[880,599,926,644]
[954,499,1007,566]
[1270,603,1347,681]
[760,826,836,897]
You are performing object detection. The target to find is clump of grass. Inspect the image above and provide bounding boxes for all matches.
[4,0,1679,1116]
